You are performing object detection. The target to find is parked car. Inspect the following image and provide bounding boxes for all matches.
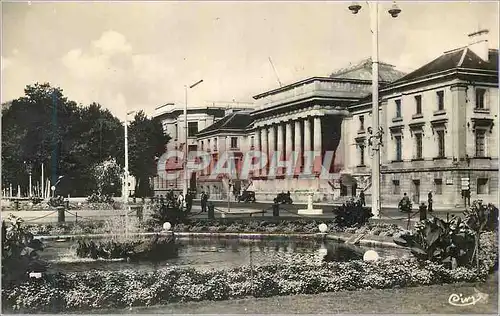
[237,190,256,203]
[275,192,293,204]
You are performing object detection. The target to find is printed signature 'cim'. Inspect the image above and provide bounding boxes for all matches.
[448,288,489,306]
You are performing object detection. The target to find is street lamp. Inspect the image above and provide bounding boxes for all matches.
[183,79,204,197]
[51,175,64,197]
[124,110,135,237]
[348,1,402,219]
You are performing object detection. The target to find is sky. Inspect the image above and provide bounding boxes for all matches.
[1,1,498,120]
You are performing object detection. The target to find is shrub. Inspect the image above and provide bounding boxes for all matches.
[3,254,497,313]
[151,202,187,227]
[393,216,475,268]
[332,198,373,228]
[2,215,48,286]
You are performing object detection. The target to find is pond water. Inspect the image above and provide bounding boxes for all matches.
[40,237,409,273]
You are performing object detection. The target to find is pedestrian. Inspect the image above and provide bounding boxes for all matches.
[398,193,412,213]
[177,193,184,209]
[201,191,208,213]
[359,191,366,206]
[186,192,193,213]
[427,191,433,213]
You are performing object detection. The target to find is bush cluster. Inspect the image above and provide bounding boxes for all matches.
[332,198,373,228]
[2,255,495,313]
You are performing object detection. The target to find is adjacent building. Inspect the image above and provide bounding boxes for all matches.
[152,102,254,195]
[346,29,498,208]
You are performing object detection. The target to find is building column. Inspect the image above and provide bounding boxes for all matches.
[286,121,293,160]
[268,125,276,175]
[277,123,285,175]
[254,128,261,177]
[261,127,268,176]
[303,118,312,175]
[294,120,302,175]
[313,116,322,174]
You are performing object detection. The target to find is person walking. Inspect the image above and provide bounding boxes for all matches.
[177,193,184,210]
[359,191,366,206]
[427,191,433,213]
[201,191,208,213]
[185,191,193,213]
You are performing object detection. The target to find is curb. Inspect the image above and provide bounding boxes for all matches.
[34,231,402,249]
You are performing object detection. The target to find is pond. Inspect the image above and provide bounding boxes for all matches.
[40,237,409,274]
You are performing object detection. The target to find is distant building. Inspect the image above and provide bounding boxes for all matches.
[195,111,255,199]
[152,101,254,195]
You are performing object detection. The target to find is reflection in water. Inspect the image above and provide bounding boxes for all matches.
[40,237,408,274]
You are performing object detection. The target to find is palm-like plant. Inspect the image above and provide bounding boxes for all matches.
[463,200,498,274]
[393,216,475,267]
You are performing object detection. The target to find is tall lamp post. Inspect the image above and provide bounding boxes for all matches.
[183,79,204,197]
[124,110,135,236]
[348,1,401,218]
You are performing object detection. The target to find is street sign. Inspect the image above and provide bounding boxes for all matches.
[461,177,470,190]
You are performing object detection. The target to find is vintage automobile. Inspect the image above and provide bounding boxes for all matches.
[237,190,256,203]
[275,192,293,204]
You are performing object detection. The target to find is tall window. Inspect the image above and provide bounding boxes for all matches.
[415,133,423,159]
[392,180,401,195]
[213,138,218,151]
[231,137,238,149]
[415,95,422,114]
[187,122,198,137]
[359,115,365,130]
[436,91,444,111]
[207,139,211,150]
[200,140,204,150]
[359,144,365,166]
[174,124,178,140]
[250,136,255,149]
[395,99,402,118]
[475,129,486,157]
[437,130,445,157]
[476,88,486,109]
[434,179,443,195]
[477,178,488,194]
[395,135,402,161]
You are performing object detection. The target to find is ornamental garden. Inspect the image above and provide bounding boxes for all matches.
[1,197,498,313]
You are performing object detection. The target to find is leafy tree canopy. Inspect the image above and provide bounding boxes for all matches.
[2,83,169,197]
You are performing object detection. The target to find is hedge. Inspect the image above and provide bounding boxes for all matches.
[25,220,405,238]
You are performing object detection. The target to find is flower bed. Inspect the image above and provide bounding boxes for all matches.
[2,253,496,313]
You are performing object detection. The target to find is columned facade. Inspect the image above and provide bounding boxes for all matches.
[249,102,352,202]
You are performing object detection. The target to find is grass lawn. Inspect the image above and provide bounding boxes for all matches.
[110,272,498,314]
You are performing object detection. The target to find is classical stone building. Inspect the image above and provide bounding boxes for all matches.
[152,102,253,195]
[345,29,498,208]
[158,29,498,209]
[195,111,255,199]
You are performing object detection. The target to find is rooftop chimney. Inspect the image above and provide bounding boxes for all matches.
[468,29,489,62]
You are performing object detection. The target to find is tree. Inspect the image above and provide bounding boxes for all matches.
[89,158,123,196]
[1,83,125,196]
[128,111,170,197]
